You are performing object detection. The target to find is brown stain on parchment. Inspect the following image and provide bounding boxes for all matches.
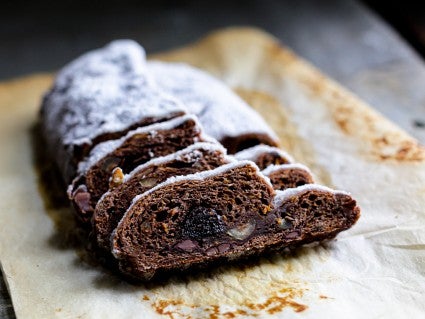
[146,245,331,318]
[151,283,308,319]
[329,93,425,162]
[236,88,333,186]
[152,293,307,319]
[287,56,425,163]
[246,37,425,163]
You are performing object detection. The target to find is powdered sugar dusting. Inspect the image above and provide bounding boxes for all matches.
[77,114,200,174]
[273,184,350,208]
[234,145,294,163]
[262,163,312,176]
[198,133,221,145]
[41,40,187,151]
[148,61,278,143]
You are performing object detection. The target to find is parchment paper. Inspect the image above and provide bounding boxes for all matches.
[1,27,424,318]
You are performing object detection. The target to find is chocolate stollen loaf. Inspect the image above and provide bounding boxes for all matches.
[40,40,187,182]
[94,142,233,252]
[148,62,280,153]
[39,39,361,282]
[69,114,207,225]
[111,161,360,280]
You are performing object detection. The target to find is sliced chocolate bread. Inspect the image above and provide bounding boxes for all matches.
[40,40,186,182]
[271,185,360,245]
[111,161,275,280]
[234,145,293,169]
[111,162,360,281]
[94,142,233,252]
[262,163,314,190]
[148,61,279,153]
[68,114,207,226]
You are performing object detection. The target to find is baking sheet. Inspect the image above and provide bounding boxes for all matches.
[0,27,424,318]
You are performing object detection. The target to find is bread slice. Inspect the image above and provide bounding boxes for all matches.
[93,142,233,252]
[234,145,293,169]
[262,163,314,190]
[68,114,207,225]
[111,161,275,280]
[271,185,360,244]
[111,161,359,281]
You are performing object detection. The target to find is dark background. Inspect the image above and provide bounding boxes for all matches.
[366,0,425,57]
[0,0,424,79]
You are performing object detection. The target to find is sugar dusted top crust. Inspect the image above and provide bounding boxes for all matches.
[77,114,201,174]
[42,40,187,149]
[148,61,279,142]
[273,184,350,208]
[42,40,280,179]
[262,163,312,176]
[234,145,294,163]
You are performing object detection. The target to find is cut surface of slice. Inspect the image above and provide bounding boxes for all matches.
[271,185,360,245]
[234,145,293,169]
[111,162,360,281]
[111,161,275,280]
[69,114,206,225]
[94,142,233,251]
[262,163,314,190]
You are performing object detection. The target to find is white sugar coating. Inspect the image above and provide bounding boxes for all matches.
[147,61,279,143]
[77,114,201,174]
[262,163,312,176]
[123,142,232,182]
[197,133,220,145]
[42,40,187,150]
[272,184,350,208]
[234,145,294,163]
